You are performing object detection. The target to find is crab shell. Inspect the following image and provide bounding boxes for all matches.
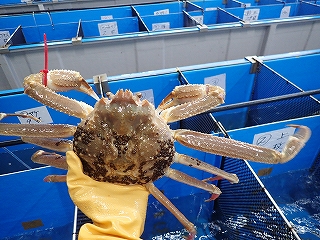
[73,89,175,185]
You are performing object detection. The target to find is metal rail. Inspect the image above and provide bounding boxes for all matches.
[208,89,320,113]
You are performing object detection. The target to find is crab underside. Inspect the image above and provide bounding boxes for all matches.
[0,69,311,239]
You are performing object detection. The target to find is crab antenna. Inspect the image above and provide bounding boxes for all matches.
[40,33,49,87]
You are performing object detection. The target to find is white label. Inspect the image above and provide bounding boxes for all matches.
[252,127,296,152]
[204,73,226,90]
[241,3,251,7]
[101,15,113,20]
[154,9,169,15]
[243,8,260,22]
[205,7,217,11]
[15,106,53,124]
[38,4,45,10]
[152,22,170,31]
[0,31,10,47]
[193,15,204,25]
[280,6,291,18]
[134,89,154,105]
[98,21,118,36]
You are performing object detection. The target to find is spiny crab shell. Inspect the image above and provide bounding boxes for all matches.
[74,90,174,184]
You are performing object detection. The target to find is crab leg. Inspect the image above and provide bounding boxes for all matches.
[32,150,68,183]
[173,125,311,164]
[157,84,225,123]
[44,175,67,182]
[145,182,196,240]
[165,168,221,201]
[24,72,96,119]
[0,113,40,122]
[32,150,67,169]
[22,137,73,152]
[0,123,76,138]
[174,153,239,184]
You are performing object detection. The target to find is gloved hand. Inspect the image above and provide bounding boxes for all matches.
[66,151,149,240]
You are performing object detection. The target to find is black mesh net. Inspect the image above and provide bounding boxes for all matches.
[246,63,320,126]
[176,62,320,239]
[310,150,320,181]
[213,157,299,239]
[180,113,219,133]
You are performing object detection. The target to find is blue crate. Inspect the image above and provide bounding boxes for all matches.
[1,50,320,240]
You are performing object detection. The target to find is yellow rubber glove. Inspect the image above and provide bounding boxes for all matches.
[66,151,149,240]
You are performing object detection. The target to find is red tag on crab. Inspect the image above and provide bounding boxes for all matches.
[40,33,49,87]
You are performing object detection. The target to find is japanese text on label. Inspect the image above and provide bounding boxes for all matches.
[243,8,260,22]
[252,127,296,152]
[0,31,10,47]
[193,15,204,25]
[204,73,226,90]
[15,106,53,124]
[154,9,170,15]
[101,15,113,20]
[152,22,170,31]
[98,21,119,36]
[280,6,291,18]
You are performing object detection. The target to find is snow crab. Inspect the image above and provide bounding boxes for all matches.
[0,70,311,239]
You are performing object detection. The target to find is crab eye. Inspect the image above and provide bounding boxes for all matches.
[106,92,114,99]
[135,92,142,99]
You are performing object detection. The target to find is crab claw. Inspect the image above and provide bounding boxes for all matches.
[205,193,221,202]
[185,230,196,240]
[157,84,225,123]
[23,72,95,119]
[278,124,311,163]
[0,113,7,121]
[24,69,99,100]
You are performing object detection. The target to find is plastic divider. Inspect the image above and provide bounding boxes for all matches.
[298,0,320,15]
[1,0,320,48]
[1,0,51,4]
[81,17,139,38]
[192,0,226,9]
[225,3,297,22]
[175,55,320,132]
[187,7,244,25]
[0,166,74,239]
[131,6,150,32]
[217,7,244,23]
[23,23,79,43]
[226,0,244,8]
[132,1,184,16]
[46,6,133,23]
[245,61,320,127]
[0,14,38,29]
[223,1,320,22]
[0,26,26,48]
[261,50,320,100]
[141,13,185,31]
[185,1,204,11]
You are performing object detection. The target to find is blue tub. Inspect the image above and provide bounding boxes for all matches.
[1,49,319,239]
